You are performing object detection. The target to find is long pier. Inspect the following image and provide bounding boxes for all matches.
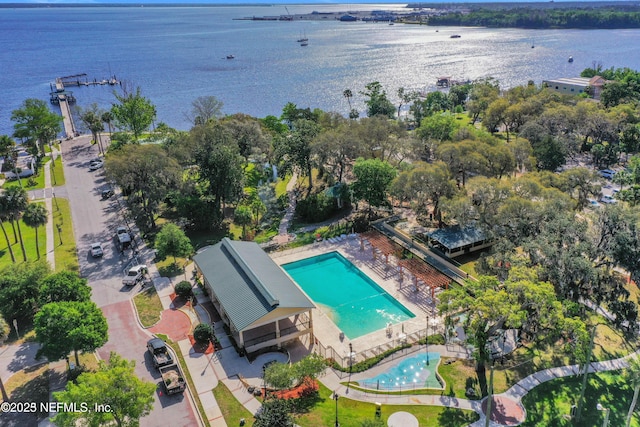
[49,74,120,139]
[51,78,77,139]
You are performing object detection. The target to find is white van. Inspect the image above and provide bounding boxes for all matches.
[599,169,616,179]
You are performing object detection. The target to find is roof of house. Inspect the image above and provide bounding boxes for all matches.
[427,225,487,250]
[193,238,314,332]
[543,77,592,87]
[543,75,607,88]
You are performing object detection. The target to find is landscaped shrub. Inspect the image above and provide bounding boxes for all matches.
[418,333,445,346]
[333,343,411,373]
[174,281,193,299]
[193,323,213,345]
[295,192,337,223]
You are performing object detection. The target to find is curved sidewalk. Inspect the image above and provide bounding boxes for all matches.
[316,343,640,426]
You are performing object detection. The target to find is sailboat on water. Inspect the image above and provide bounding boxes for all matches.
[297,30,308,43]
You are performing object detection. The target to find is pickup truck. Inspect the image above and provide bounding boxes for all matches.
[147,338,173,368]
[116,226,132,251]
[123,264,147,287]
[159,364,186,395]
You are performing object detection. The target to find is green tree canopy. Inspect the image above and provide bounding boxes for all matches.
[79,104,106,154]
[234,205,253,239]
[193,122,245,224]
[351,158,396,218]
[38,271,92,306]
[0,259,50,320]
[438,269,582,372]
[53,352,155,427]
[105,144,181,231]
[111,86,157,141]
[154,223,193,264]
[34,301,108,366]
[254,398,294,427]
[361,81,395,119]
[11,98,62,156]
[0,314,9,344]
[274,118,320,191]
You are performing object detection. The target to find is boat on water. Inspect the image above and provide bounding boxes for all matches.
[226,55,235,59]
[297,31,308,43]
[568,56,574,63]
[450,34,461,38]
[300,42,308,47]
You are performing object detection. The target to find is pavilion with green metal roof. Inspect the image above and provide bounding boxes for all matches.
[193,238,315,355]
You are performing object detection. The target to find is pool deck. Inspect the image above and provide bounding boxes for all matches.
[271,236,454,363]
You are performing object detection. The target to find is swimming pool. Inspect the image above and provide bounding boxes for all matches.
[359,353,442,390]
[282,252,415,339]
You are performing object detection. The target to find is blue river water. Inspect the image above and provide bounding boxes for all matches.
[2,4,640,135]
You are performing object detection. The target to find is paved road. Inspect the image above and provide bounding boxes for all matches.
[61,136,197,427]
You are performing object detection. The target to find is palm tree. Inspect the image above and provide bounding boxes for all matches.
[101,111,114,137]
[343,89,353,111]
[0,194,16,263]
[23,203,48,260]
[4,186,29,262]
[626,356,640,427]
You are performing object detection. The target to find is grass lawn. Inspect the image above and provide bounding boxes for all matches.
[275,175,290,198]
[156,258,190,278]
[0,208,47,270]
[133,287,163,327]
[3,363,51,418]
[52,197,78,273]
[212,382,255,426]
[295,383,478,427]
[49,157,66,187]
[185,227,228,251]
[521,370,640,427]
[452,252,483,278]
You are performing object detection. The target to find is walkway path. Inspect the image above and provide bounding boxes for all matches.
[312,342,640,426]
[274,171,298,245]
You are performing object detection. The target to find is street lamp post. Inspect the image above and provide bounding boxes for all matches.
[347,343,353,392]
[597,403,610,427]
[56,224,63,245]
[334,391,339,427]
[426,315,430,365]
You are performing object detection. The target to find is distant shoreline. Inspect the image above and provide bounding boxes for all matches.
[0,1,635,8]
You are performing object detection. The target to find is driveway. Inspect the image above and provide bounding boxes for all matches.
[61,136,197,426]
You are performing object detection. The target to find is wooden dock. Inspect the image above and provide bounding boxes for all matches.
[49,73,120,139]
[58,88,76,139]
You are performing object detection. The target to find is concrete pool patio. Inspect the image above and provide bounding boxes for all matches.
[272,235,453,364]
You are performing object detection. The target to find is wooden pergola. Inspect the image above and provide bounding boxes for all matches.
[360,231,402,267]
[398,258,451,298]
[360,230,452,298]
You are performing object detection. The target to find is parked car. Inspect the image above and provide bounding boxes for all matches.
[123,264,147,286]
[601,195,617,204]
[587,198,601,208]
[116,226,132,251]
[89,160,104,171]
[90,243,104,258]
[598,169,616,179]
[101,189,114,199]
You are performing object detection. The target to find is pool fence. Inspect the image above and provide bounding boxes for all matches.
[314,324,470,379]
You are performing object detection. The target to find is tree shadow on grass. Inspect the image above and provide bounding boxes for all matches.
[158,263,183,278]
[290,388,322,414]
[436,406,480,427]
[8,367,53,419]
